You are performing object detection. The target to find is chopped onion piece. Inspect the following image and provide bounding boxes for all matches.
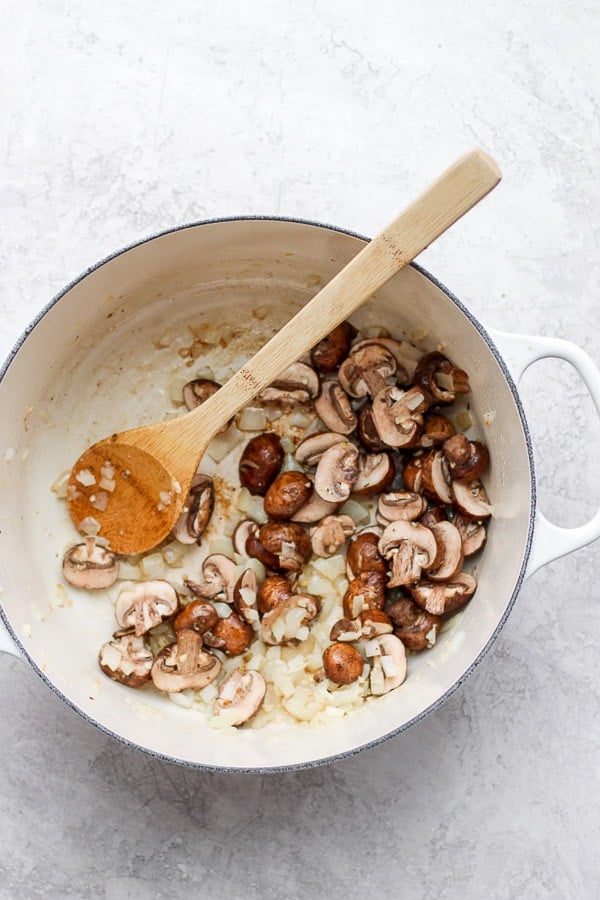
[51,469,71,498]
[237,407,267,432]
[213,602,232,619]
[364,639,381,658]
[75,469,96,487]
[78,516,100,536]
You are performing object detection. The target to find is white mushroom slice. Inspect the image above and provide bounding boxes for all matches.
[314,441,359,503]
[98,634,153,688]
[151,641,221,692]
[259,362,320,403]
[310,514,355,558]
[427,521,464,581]
[294,431,347,467]
[369,634,407,695]
[171,474,214,544]
[378,520,438,587]
[213,669,266,725]
[115,580,179,637]
[338,343,396,398]
[377,491,427,523]
[451,479,494,519]
[313,380,357,434]
[421,450,452,505]
[409,571,477,615]
[371,385,429,447]
[351,453,394,496]
[184,553,237,603]
[260,594,320,645]
[453,514,487,556]
[62,537,119,589]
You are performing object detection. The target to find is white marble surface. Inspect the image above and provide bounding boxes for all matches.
[1,2,600,897]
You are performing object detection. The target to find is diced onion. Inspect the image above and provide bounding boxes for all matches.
[237,407,267,432]
[213,602,232,619]
[75,469,96,487]
[206,428,245,462]
[364,639,381,658]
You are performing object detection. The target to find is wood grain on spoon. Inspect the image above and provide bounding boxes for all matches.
[67,150,501,554]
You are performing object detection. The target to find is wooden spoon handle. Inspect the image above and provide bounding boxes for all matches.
[183,149,500,438]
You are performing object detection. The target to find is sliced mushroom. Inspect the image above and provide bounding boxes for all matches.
[409,571,477,615]
[367,634,407,695]
[184,554,237,604]
[377,491,427,524]
[314,440,359,503]
[378,520,439,587]
[310,514,355,558]
[350,337,419,383]
[233,518,259,556]
[98,634,154,687]
[263,471,313,520]
[386,598,441,651]
[419,413,456,448]
[256,522,312,574]
[419,506,447,527]
[427,521,464,581]
[182,378,221,411]
[213,669,267,725]
[259,362,320,403]
[233,568,259,625]
[356,405,389,452]
[338,343,397,398]
[62,537,119,589]
[314,379,357,434]
[294,431,347,467]
[261,593,320,645]
[402,455,424,493]
[310,321,356,373]
[342,571,387,618]
[346,531,388,578]
[451,478,493,519]
[203,611,254,655]
[290,479,340,523]
[115,580,179,637]
[358,609,394,638]
[329,617,363,641]
[171,474,214,544]
[421,450,452,505]
[322,642,364,685]
[151,640,221,692]
[173,599,219,636]
[452,513,487,556]
[239,432,284,496]
[257,573,293,615]
[413,351,470,404]
[352,452,395,496]
[443,434,490,480]
[371,385,430,448]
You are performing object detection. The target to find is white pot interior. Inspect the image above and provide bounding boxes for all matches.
[0,219,533,770]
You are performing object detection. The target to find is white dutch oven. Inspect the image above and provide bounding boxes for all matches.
[1,218,599,772]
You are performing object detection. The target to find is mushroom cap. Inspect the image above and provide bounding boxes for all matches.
[182,378,221,411]
[151,641,221,692]
[171,474,214,544]
[358,609,394,638]
[263,471,314,520]
[377,491,427,523]
[453,514,487,556]
[350,337,419,382]
[352,452,395,496]
[260,593,320,645]
[338,343,397,398]
[185,553,237,603]
[203,612,254,655]
[346,531,387,578]
[314,440,359,503]
[421,450,452,505]
[451,478,493,520]
[115,579,179,636]
[387,597,441,651]
[310,321,356,372]
[378,520,439,587]
[213,669,267,725]
[239,432,284,496]
[257,522,312,573]
[259,361,320,402]
[174,599,219,635]
[233,518,259,556]
[342,571,387,618]
[313,380,357,434]
[427,521,464,582]
[294,431,347,467]
[370,386,429,448]
[310,514,355,558]
[409,571,477,615]
[368,634,407,695]
[98,634,154,688]
[323,642,364,685]
[256,573,293,615]
[419,413,456,448]
[62,539,119,590]
[413,351,470,404]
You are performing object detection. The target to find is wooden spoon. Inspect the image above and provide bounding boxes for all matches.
[67,149,501,554]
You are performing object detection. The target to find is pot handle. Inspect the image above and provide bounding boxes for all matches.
[489,328,600,578]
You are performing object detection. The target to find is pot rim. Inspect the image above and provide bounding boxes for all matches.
[0,215,536,773]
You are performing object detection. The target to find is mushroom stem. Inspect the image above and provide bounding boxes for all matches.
[176,629,203,676]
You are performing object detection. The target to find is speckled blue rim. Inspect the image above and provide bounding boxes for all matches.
[0,216,536,774]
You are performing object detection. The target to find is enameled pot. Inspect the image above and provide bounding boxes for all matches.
[1,218,599,772]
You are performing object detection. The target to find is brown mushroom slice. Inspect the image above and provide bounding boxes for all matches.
[261,593,321,645]
[356,405,389,452]
[213,669,267,725]
[310,321,356,373]
[98,634,154,687]
[115,580,179,637]
[427,521,464,582]
[310,514,355,558]
[182,378,221,411]
[259,361,320,403]
[338,343,397,398]
[290,481,339,523]
[151,640,221,692]
[402,455,424,493]
[233,568,259,625]
[257,573,293,615]
[233,518,259,556]
[263,471,313,520]
[329,617,363,642]
[419,413,456,448]
[313,379,357,434]
[257,522,312,574]
[451,478,493,520]
[352,452,395,496]
[409,571,477,615]
[371,386,430,448]
[294,431,347,467]
[342,571,387,617]
[421,450,452,505]
[443,434,490,480]
[203,612,254,655]
[346,531,387,579]
[323,642,364,685]
[420,506,448,527]
[377,491,427,523]
[452,514,487,556]
[314,441,359,503]
[367,634,407,695]
[184,554,237,603]
[173,600,219,636]
[386,598,441,651]
[239,432,284,496]
[350,337,420,383]
[171,474,214,545]
[359,609,394,638]
[413,351,470,404]
[62,537,119,589]
[378,520,438,587]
